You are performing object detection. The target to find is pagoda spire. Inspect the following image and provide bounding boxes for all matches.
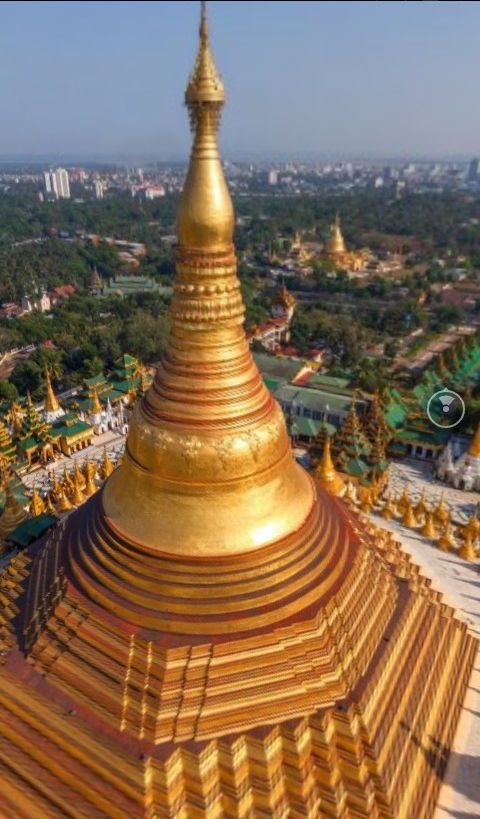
[315,436,345,497]
[44,367,60,413]
[468,419,480,457]
[100,1,313,556]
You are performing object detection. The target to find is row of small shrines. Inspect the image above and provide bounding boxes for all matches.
[0,448,118,556]
[312,434,479,562]
[0,354,152,470]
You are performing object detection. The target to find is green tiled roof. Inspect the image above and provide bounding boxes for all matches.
[253,353,305,382]
[263,376,284,393]
[8,514,57,547]
[84,374,108,388]
[306,374,352,393]
[275,384,365,416]
[53,420,92,439]
[290,417,321,438]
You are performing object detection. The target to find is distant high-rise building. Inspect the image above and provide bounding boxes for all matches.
[43,168,70,200]
[54,167,70,199]
[467,157,479,182]
[43,171,52,194]
[94,180,104,199]
[268,169,278,185]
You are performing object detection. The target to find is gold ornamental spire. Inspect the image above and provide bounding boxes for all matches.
[468,420,480,457]
[178,1,232,249]
[315,437,345,497]
[44,367,60,414]
[101,2,313,556]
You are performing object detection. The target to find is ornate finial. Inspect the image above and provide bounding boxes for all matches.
[315,437,345,497]
[30,484,45,517]
[185,0,224,111]
[468,420,480,457]
[44,366,60,414]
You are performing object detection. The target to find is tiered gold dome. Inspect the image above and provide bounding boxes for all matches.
[0,6,475,818]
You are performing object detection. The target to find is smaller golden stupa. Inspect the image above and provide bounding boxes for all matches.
[402,497,417,528]
[43,366,64,421]
[315,437,345,497]
[101,448,114,479]
[458,531,476,561]
[467,419,480,457]
[323,213,365,272]
[420,511,437,539]
[437,517,454,552]
[30,485,45,517]
[380,493,395,520]
[56,486,72,514]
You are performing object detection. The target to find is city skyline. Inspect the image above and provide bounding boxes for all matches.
[0,0,479,161]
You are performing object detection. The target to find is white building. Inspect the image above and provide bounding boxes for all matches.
[268,169,278,186]
[436,423,480,491]
[44,168,70,199]
[94,180,104,199]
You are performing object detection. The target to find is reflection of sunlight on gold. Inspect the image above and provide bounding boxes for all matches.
[251,522,279,547]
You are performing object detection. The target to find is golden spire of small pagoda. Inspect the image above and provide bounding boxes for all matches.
[101,447,114,479]
[381,492,395,520]
[73,460,85,491]
[433,493,448,525]
[71,472,86,507]
[326,212,346,256]
[461,511,480,540]
[414,491,427,521]
[83,459,97,497]
[402,496,417,528]
[44,366,60,414]
[315,436,345,497]
[420,511,437,539]
[63,466,74,496]
[396,486,409,516]
[30,485,45,517]
[459,530,476,561]
[44,492,57,517]
[468,420,480,457]
[0,482,27,548]
[56,486,72,513]
[91,387,102,415]
[437,516,454,552]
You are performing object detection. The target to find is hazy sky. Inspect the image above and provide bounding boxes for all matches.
[0,0,479,160]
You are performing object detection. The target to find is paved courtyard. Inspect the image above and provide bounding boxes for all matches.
[387,458,480,526]
[20,428,127,494]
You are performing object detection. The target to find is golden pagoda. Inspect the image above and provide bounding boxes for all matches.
[55,485,72,513]
[314,435,345,496]
[43,366,64,422]
[468,419,480,457]
[323,213,366,272]
[421,511,437,539]
[101,446,114,479]
[0,482,26,552]
[458,530,477,561]
[380,492,395,520]
[0,6,475,818]
[437,516,454,552]
[29,485,45,517]
[402,496,418,528]
[83,459,97,497]
[44,491,57,517]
